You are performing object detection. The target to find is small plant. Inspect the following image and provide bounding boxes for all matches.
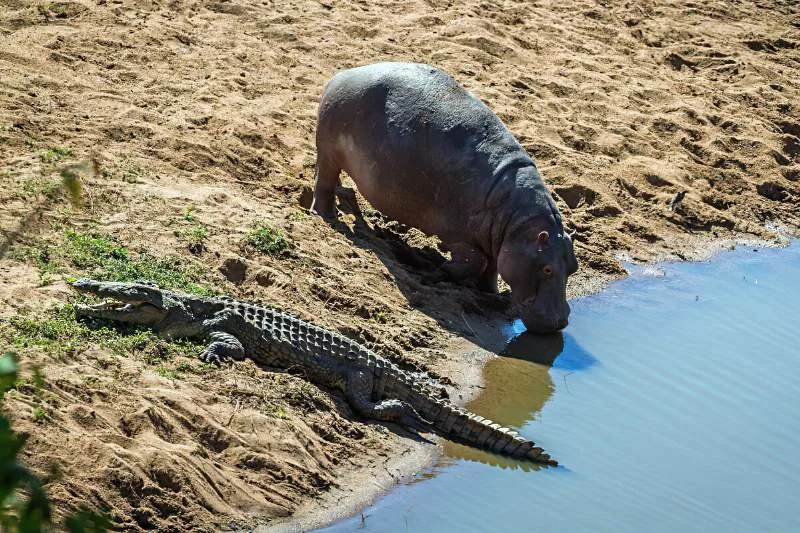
[38,146,73,164]
[243,221,289,256]
[183,205,197,222]
[174,359,215,375]
[287,209,309,222]
[0,122,12,132]
[179,224,208,254]
[154,364,176,380]
[117,159,148,183]
[31,406,47,423]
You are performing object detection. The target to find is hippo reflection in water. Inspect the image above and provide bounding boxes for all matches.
[311,62,578,333]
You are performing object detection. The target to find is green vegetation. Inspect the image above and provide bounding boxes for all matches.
[115,159,148,184]
[183,205,197,222]
[3,304,204,364]
[174,359,216,375]
[21,177,62,202]
[154,364,176,380]
[38,146,73,164]
[0,352,109,532]
[31,406,47,423]
[19,228,215,295]
[287,209,309,222]
[179,224,208,251]
[242,221,290,255]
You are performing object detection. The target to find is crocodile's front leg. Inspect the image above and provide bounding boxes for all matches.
[200,331,245,364]
[345,370,430,427]
[199,311,245,364]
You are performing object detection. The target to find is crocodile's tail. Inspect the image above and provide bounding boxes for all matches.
[400,380,557,466]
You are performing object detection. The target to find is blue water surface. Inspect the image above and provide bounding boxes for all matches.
[319,242,800,533]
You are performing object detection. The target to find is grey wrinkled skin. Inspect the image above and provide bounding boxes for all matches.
[310,62,578,334]
[72,278,557,465]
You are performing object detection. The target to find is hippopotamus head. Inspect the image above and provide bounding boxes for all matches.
[497,227,578,334]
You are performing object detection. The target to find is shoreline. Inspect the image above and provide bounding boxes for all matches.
[260,229,795,532]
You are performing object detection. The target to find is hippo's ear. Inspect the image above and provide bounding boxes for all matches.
[536,231,549,251]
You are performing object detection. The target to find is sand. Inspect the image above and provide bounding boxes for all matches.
[0,0,798,530]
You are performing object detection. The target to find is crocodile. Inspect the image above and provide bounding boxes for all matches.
[72,278,557,465]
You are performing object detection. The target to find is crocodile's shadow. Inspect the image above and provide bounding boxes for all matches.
[321,187,517,355]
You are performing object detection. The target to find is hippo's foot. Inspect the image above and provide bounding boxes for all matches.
[310,203,338,221]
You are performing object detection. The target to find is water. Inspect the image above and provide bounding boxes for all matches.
[318,243,800,533]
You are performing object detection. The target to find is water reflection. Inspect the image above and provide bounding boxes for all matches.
[442,330,597,469]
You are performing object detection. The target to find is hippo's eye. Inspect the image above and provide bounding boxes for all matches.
[542,265,553,276]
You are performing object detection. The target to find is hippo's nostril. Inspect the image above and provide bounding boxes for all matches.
[557,318,569,329]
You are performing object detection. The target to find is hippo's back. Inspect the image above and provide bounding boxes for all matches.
[316,62,531,238]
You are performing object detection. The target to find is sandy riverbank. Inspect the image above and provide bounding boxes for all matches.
[1,0,798,530]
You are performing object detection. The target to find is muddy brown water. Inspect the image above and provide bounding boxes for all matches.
[318,242,800,532]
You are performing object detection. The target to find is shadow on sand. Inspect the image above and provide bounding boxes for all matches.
[320,187,517,355]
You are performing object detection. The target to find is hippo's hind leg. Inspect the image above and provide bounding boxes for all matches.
[310,153,341,220]
[441,242,497,293]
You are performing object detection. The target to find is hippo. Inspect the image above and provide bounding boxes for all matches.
[310,62,578,333]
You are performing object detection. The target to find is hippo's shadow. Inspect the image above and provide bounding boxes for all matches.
[328,186,516,354]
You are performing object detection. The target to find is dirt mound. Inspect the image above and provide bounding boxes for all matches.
[1,0,799,530]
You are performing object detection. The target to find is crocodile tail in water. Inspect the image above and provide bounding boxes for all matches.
[402,380,557,466]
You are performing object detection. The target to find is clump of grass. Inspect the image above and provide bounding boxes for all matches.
[21,177,62,201]
[30,229,216,295]
[179,224,208,254]
[287,209,309,222]
[154,364,176,380]
[116,158,148,183]
[174,359,216,375]
[183,205,197,222]
[2,303,205,366]
[31,406,48,423]
[38,146,72,164]
[242,221,289,256]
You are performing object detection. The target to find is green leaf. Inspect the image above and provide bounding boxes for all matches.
[0,352,18,396]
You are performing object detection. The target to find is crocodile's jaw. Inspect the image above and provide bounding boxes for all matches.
[72,278,170,326]
[74,300,168,326]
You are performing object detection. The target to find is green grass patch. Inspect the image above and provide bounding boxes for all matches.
[179,224,208,250]
[38,146,72,164]
[174,359,216,375]
[31,406,47,423]
[111,158,149,183]
[2,303,205,364]
[183,205,197,222]
[18,229,216,295]
[154,364,176,380]
[242,221,289,256]
[287,209,309,222]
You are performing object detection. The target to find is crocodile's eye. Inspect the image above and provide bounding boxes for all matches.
[542,265,553,276]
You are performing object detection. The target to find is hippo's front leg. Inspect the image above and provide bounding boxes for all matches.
[310,153,342,220]
[441,242,497,293]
